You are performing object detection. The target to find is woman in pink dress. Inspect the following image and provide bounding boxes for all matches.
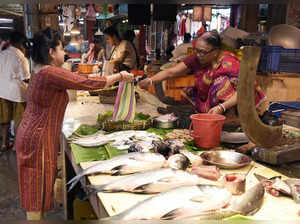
[15,28,133,220]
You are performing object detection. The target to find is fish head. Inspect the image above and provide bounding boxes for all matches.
[167,154,191,170]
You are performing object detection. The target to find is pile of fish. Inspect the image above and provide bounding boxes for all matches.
[254,173,300,203]
[71,130,162,151]
[102,183,265,221]
[86,168,211,195]
[67,152,166,191]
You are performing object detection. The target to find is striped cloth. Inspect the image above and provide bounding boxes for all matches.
[113,81,136,122]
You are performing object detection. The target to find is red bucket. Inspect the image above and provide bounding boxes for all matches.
[189,113,226,149]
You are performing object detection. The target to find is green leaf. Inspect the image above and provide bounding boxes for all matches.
[73,124,99,136]
[146,128,172,138]
[134,112,151,121]
[97,111,113,124]
[70,143,109,164]
[104,144,126,159]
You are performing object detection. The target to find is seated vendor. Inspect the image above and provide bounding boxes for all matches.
[139,31,280,149]
[81,39,105,64]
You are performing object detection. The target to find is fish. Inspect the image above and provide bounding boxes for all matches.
[67,152,166,192]
[72,130,162,151]
[189,182,265,220]
[101,185,232,220]
[86,168,204,195]
[167,153,190,170]
[229,183,265,215]
[179,149,204,167]
[254,173,291,197]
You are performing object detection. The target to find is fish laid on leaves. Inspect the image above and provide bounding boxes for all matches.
[101,183,265,221]
[101,185,232,221]
[85,168,213,195]
[71,130,162,151]
[67,152,165,192]
[185,183,265,221]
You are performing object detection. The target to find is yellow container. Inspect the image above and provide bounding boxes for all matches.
[73,198,97,220]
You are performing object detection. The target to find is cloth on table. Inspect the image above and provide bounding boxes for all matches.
[113,81,136,122]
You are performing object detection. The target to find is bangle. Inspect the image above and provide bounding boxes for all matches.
[119,72,123,80]
[148,78,153,85]
[219,103,226,113]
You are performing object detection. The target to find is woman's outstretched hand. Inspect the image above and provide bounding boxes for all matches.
[138,78,151,89]
[120,71,134,82]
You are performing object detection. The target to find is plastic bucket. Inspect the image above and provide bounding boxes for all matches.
[189,113,226,149]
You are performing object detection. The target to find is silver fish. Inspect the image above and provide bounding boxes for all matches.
[102,185,232,220]
[229,183,265,215]
[86,168,203,195]
[167,154,190,170]
[173,182,265,221]
[179,149,203,167]
[67,152,166,192]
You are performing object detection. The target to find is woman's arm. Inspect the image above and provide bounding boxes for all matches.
[208,92,237,114]
[45,66,132,90]
[139,61,191,89]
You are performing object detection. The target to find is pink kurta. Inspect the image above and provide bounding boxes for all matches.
[16,66,106,211]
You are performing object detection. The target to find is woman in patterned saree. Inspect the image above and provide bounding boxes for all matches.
[15,28,133,220]
[139,31,280,149]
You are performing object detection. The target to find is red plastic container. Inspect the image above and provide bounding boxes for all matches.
[189,113,226,149]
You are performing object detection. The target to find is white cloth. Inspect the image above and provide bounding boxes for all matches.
[185,16,191,34]
[0,46,30,102]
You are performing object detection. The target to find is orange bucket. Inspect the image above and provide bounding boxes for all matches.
[189,113,226,149]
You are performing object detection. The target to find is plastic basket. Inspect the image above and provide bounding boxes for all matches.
[258,46,300,73]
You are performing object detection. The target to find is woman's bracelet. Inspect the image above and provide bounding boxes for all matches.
[119,72,123,80]
[219,103,226,113]
[148,78,153,85]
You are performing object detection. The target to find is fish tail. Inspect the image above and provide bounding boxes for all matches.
[82,184,107,199]
[67,175,82,192]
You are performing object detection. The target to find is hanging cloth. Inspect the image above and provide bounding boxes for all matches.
[179,16,186,36]
[203,6,212,21]
[86,4,96,21]
[193,6,203,21]
[185,15,191,34]
[113,80,136,122]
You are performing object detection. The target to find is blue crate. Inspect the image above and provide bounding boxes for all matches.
[258,46,300,73]
[269,101,300,117]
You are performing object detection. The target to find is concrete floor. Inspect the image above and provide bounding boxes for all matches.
[0,149,64,220]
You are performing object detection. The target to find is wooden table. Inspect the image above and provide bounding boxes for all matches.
[62,93,300,220]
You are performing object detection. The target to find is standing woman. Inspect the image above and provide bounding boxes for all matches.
[15,28,133,220]
[103,26,137,72]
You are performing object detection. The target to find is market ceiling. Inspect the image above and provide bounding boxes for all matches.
[0,0,288,4]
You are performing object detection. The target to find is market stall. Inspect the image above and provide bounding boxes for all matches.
[60,92,300,221]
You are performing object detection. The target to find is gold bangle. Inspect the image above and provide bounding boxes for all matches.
[219,103,226,113]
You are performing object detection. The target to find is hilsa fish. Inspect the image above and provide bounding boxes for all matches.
[67,152,165,192]
[101,185,232,221]
[85,168,210,195]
